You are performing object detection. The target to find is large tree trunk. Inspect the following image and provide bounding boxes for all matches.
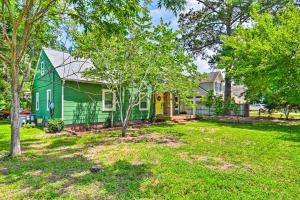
[10,84,21,156]
[224,74,232,116]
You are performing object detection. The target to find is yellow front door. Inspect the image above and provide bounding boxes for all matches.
[155,93,163,115]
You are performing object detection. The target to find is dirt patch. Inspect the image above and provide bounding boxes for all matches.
[28,143,49,149]
[48,172,61,183]
[178,153,236,171]
[130,160,142,165]
[206,163,235,171]
[241,140,255,145]
[200,128,216,133]
[40,132,71,138]
[24,170,43,176]
[115,132,184,148]
[190,155,209,161]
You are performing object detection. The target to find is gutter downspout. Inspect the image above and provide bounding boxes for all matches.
[61,80,65,121]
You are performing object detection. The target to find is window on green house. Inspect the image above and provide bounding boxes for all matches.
[36,92,39,111]
[139,92,149,111]
[46,89,52,111]
[102,90,115,111]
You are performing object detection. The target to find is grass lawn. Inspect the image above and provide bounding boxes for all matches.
[0,120,300,199]
[250,111,300,119]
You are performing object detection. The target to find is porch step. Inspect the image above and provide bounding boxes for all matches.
[173,120,188,124]
[156,115,196,122]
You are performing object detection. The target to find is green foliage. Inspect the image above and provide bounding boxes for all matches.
[70,0,144,36]
[202,90,215,114]
[196,114,204,120]
[224,97,239,115]
[46,119,64,133]
[214,96,225,115]
[157,0,186,15]
[219,5,300,118]
[23,123,36,129]
[202,91,239,116]
[77,14,198,134]
[179,0,289,65]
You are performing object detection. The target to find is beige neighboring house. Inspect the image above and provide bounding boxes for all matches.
[197,71,247,104]
[197,71,224,98]
[182,71,248,116]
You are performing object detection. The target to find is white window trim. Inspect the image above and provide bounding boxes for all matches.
[36,92,39,111]
[102,89,116,111]
[46,89,52,111]
[40,61,45,75]
[139,92,149,111]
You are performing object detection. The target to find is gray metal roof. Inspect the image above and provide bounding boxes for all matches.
[43,48,98,83]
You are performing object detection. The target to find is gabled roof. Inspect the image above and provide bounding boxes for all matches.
[43,48,97,83]
[201,71,224,83]
[231,85,246,98]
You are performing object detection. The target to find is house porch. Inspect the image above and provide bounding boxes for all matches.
[155,92,196,121]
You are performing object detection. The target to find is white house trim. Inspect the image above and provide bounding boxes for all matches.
[102,89,116,111]
[46,89,51,111]
[61,80,65,120]
[36,92,39,111]
[139,92,149,111]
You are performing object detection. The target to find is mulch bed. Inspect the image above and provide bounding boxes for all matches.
[203,115,300,124]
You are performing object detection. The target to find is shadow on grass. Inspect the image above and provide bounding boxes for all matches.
[0,148,151,199]
[210,120,300,143]
[46,137,79,149]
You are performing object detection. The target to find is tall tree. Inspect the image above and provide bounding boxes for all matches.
[219,4,300,119]
[0,0,64,156]
[177,0,288,114]
[0,0,143,156]
[77,16,198,137]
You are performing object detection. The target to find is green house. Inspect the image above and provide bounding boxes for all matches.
[31,48,157,126]
[32,48,189,126]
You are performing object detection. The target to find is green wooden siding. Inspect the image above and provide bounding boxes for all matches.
[31,49,154,125]
[63,81,154,125]
[31,51,62,120]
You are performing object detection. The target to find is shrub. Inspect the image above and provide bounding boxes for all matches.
[214,96,225,115]
[196,114,204,120]
[46,119,64,133]
[23,123,36,128]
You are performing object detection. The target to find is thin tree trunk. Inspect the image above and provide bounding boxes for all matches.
[224,75,232,115]
[121,123,127,137]
[111,110,114,127]
[284,106,290,120]
[10,83,21,156]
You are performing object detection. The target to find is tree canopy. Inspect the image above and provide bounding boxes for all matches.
[219,4,300,118]
[76,15,198,136]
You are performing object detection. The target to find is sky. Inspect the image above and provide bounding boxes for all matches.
[148,0,211,73]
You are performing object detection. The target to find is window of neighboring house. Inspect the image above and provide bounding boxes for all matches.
[102,89,115,111]
[139,92,149,111]
[46,89,52,111]
[36,93,39,111]
[40,61,45,75]
[215,82,219,92]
